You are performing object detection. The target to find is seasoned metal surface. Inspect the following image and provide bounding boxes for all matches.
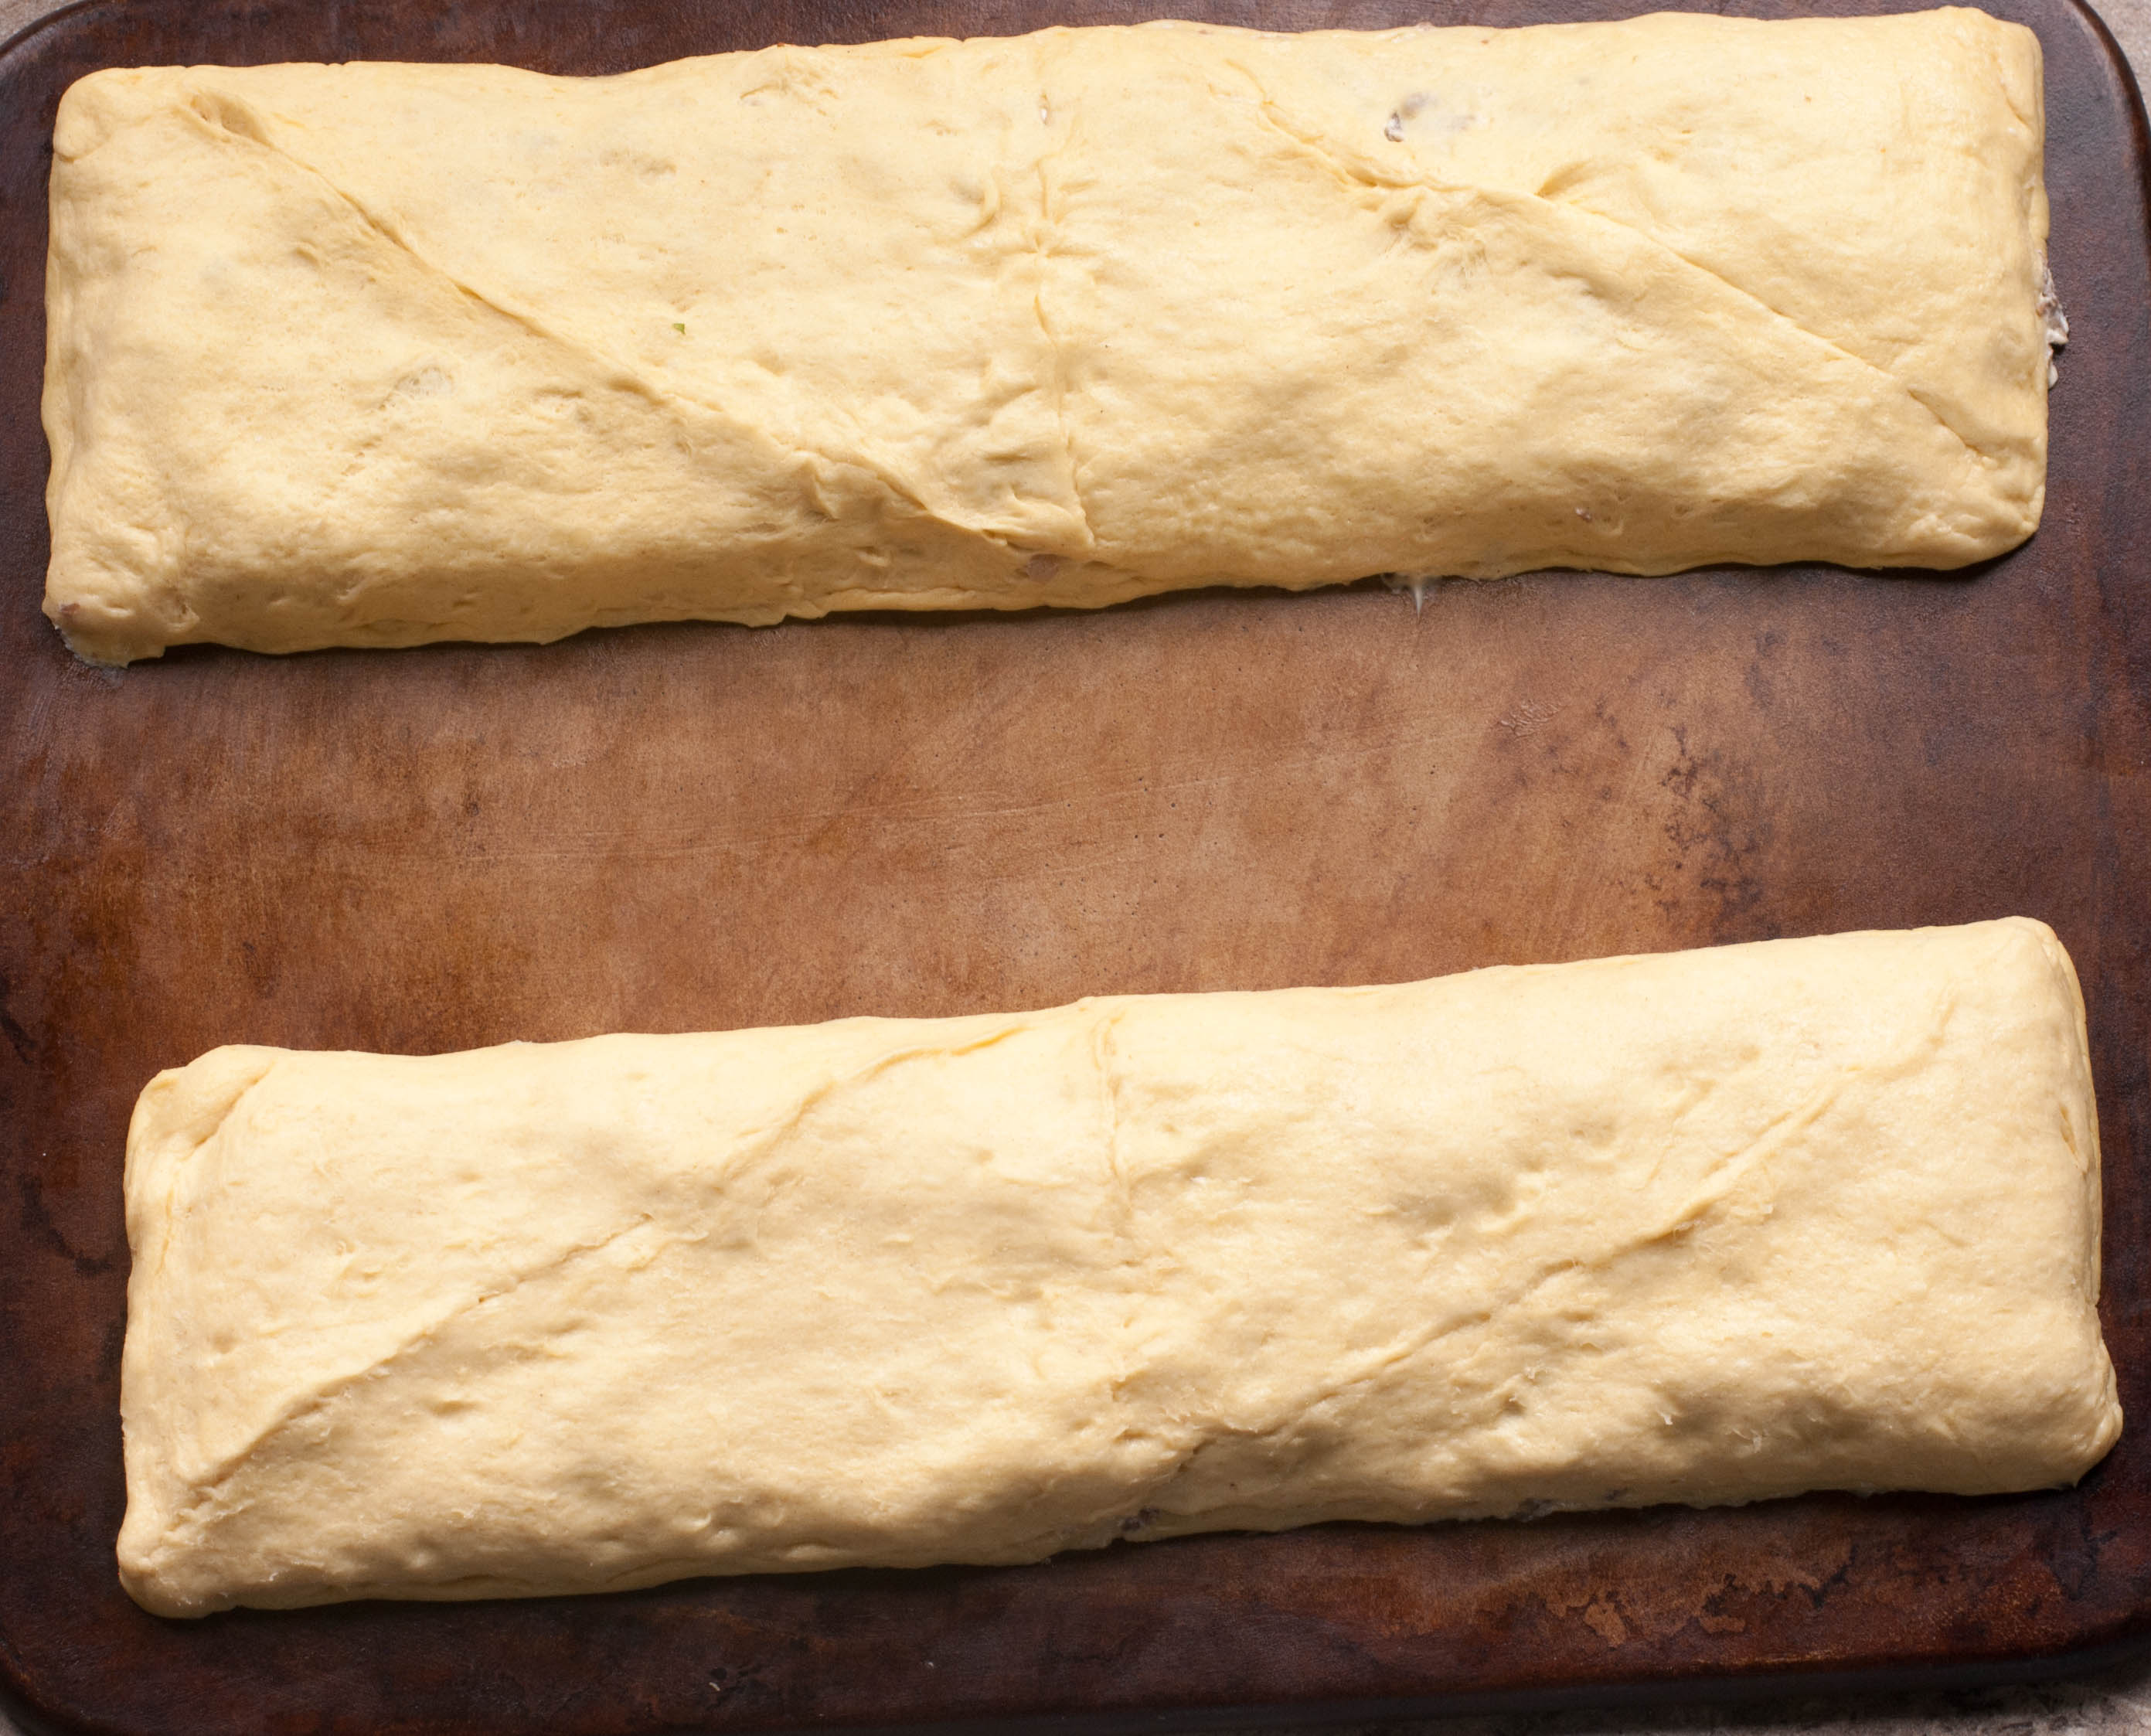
[1,0,2149,1731]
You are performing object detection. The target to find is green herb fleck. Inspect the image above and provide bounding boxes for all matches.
[672,322,687,335]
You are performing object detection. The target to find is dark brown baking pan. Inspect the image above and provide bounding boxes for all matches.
[2,0,2149,1729]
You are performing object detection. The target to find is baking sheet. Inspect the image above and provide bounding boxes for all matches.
[2,0,2149,1729]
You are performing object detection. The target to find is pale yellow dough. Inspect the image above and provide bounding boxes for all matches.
[119,918,2119,1616]
[46,9,2052,665]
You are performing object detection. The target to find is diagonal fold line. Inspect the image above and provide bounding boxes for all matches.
[1240,89,1991,467]
[158,1213,665,1550]
[172,90,1053,552]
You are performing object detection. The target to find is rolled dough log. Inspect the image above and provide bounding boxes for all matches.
[48,9,2053,665]
[118,918,2119,1616]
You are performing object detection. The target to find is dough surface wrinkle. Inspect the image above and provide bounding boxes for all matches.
[44,9,2052,662]
[118,920,2120,1615]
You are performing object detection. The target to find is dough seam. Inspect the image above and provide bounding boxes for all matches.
[180,85,1057,557]
[145,1209,669,1568]
[1244,94,1995,471]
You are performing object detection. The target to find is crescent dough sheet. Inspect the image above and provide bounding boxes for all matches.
[119,917,2119,1616]
[47,9,2052,665]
